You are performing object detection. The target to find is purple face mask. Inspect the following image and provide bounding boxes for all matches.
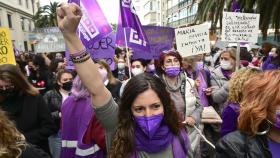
[165,66,181,77]
[134,113,164,139]
[147,64,156,72]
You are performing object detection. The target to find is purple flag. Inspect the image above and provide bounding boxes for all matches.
[68,0,112,45]
[66,33,116,70]
[231,0,240,12]
[116,0,151,56]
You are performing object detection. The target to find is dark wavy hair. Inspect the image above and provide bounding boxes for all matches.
[109,74,181,158]
[158,50,183,74]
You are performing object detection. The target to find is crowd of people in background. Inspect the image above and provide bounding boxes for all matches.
[0,3,280,158]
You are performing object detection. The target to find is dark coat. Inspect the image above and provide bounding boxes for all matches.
[0,94,55,153]
[106,80,122,103]
[21,144,51,158]
[112,67,130,81]
[216,130,272,158]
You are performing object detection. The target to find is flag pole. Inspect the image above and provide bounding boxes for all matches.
[123,28,132,79]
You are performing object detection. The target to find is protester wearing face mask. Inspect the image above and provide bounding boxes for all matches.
[119,59,147,97]
[112,58,129,82]
[216,70,280,158]
[146,59,157,75]
[262,47,280,70]
[210,49,236,115]
[56,3,190,158]
[0,64,55,154]
[97,60,122,103]
[158,51,203,157]
[44,69,74,158]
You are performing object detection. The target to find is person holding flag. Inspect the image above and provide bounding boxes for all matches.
[56,2,191,158]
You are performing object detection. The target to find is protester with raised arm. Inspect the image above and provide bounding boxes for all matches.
[57,3,191,158]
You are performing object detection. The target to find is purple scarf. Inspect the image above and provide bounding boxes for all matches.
[197,72,209,107]
[131,125,188,158]
[221,68,233,79]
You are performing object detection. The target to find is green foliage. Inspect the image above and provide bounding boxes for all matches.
[194,0,280,41]
[34,2,59,28]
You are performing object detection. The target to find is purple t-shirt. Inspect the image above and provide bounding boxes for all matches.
[269,139,280,158]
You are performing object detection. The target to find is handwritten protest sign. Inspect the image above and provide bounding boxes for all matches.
[222,12,260,43]
[143,26,174,59]
[0,28,16,65]
[66,33,116,70]
[175,24,210,57]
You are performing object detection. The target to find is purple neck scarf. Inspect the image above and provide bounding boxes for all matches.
[221,68,233,79]
[131,125,188,158]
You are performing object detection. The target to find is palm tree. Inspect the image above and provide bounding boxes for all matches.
[193,0,280,41]
[34,2,59,28]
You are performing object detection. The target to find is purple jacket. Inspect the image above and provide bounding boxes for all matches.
[262,55,279,70]
[221,102,240,137]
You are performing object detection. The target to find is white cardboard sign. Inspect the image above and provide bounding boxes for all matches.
[175,24,210,57]
[222,12,260,43]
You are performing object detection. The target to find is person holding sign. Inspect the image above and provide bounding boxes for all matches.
[216,70,280,158]
[57,2,190,158]
[210,49,236,114]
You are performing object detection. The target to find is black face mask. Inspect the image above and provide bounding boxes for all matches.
[0,88,18,98]
[61,81,73,91]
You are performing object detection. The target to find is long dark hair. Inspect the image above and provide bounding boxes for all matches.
[110,74,181,158]
[0,64,39,96]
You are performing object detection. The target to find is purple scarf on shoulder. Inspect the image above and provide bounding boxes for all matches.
[130,125,188,158]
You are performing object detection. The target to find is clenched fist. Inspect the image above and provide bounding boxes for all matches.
[56,2,82,36]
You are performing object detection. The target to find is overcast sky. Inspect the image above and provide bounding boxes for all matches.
[40,0,119,24]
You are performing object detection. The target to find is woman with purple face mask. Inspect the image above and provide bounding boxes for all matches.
[158,51,203,156]
[56,3,190,158]
[216,70,280,158]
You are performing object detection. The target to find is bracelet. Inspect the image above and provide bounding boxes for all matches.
[70,50,91,63]
[70,48,87,57]
[71,54,91,63]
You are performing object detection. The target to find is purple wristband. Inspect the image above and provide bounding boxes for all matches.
[70,48,87,57]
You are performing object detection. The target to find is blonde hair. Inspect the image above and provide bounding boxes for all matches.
[228,68,260,103]
[221,48,236,60]
[0,109,26,158]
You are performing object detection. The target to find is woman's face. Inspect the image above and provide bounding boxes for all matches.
[58,73,73,85]
[220,52,236,68]
[131,89,164,117]
[162,55,180,69]
[271,48,278,57]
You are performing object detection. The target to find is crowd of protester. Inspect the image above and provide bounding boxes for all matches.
[0,3,280,158]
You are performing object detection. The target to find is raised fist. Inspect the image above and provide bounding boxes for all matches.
[56,2,82,35]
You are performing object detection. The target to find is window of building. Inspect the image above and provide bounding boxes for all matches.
[26,0,29,8]
[7,14,12,28]
[20,17,25,31]
[19,0,22,5]
[28,20,32,31]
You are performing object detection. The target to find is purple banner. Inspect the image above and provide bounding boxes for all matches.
[69,0,112,45]
[116,0,151,55]
[66,33,116,70]
[143,26,175,59]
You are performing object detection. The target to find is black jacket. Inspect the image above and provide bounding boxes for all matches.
[21,144,50,158]
[216,130,272,158]
[106,80,122,103]
[112,67,130,81]
[0,94,55,153]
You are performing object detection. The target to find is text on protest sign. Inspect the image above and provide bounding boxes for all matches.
[66,33,116,70]
[222,12,260,43]
[175,24,210,57]
[0,28,16,65]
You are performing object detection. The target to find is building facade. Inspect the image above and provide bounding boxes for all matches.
[163,0,199,28]
[0,0,39,52]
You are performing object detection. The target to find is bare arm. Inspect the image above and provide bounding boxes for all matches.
[57,3,111,107]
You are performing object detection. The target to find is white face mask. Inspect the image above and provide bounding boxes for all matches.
[204,56,212,62]
[132,68,143,76]
[117,63,125,70]
[220,60,233,70]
